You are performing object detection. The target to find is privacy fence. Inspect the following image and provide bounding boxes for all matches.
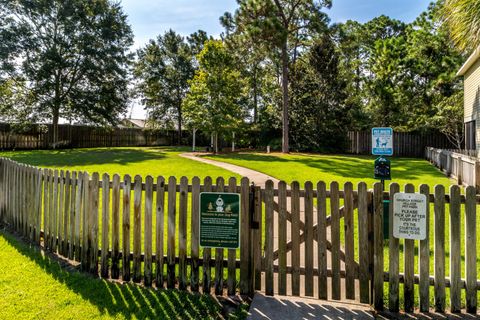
[426,147,480,189]
[0,123,188,149]
[348,131,457,157]
[1,157,479,314]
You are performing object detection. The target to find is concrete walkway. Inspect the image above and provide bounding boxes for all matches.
[247,293,375,320]
[180,152,279,188]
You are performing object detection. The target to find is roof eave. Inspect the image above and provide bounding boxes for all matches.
[457,48,480,76]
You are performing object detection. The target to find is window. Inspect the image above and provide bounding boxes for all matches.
[465,120,476,150]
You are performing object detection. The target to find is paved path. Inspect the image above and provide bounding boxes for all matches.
[180,152,279,188]
[247,293,375,320]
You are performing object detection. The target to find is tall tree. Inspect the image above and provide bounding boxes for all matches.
[233,0,331,153]
[183,40,247,153]
[0,0,133,146]
[134,30,195,143]
[290,34,350,151]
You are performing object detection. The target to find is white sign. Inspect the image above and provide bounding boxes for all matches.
[372,127,393,156]
[393,193,427,240]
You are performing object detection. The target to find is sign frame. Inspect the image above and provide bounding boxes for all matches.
[199,192,241,249]
[392,192,427,240]
[372,127,393,156]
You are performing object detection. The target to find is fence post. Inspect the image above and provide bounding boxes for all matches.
[475,160,480,190]
[373,182,384,311]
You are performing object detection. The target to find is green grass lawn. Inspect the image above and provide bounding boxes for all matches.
[0,147,471,311]
[205,152,454,189]
[0,147,240,180]
[0,229,242,320]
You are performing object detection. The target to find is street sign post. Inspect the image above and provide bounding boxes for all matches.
[372,127,393,156]
[199,192,240,249]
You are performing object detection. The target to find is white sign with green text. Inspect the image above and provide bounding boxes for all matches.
[393,193,427,240]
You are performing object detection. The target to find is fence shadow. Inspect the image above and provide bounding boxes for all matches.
[248,294,375,319]
[0,230,219,319]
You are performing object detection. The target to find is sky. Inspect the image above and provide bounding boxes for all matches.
[120,0,432,118]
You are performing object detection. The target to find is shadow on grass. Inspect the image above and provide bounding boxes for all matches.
[1,148,167,167]
[209,153,440,181]
[0,230,221,319]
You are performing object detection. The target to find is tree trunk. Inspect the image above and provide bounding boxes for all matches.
[281,43,289,153]
[253,67,258,123]
[177,105,182,145]
[52,107,60,149]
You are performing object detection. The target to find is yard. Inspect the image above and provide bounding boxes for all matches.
[0,147,473,311]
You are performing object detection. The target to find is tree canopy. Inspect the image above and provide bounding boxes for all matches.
[0,0,133,145]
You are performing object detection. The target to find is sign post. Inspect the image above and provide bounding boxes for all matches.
[199,192,241,249]
[372,127,393,239]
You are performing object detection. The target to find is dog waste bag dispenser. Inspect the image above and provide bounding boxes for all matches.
[374,156,391,180]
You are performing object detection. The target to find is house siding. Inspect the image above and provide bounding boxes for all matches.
[463,58,480,147]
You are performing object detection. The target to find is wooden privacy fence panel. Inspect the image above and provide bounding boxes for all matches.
[2,157,480,314]
[426,147,480,188]
[348,131,457,157]
[0,123,184,150]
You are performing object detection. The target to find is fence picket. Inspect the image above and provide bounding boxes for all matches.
[101,174,110,278]
[167,176,177,289]
[330,181,341,300]
[317,181,328,300]
[69,171,76,259]
[74,172,83,261]
[202,176,212,294]
[122,174,131,281]
[63,171,71,256]
[265,179,274,296]
[373,182,384,311]
[344,181,355,300]
[358,182,369,304]
[133,175,142,283]
[404,184,415,312]
[278,181,287,296]
[227,177,237,295]
[58,170,64,254]
[89,172,100,276]
[291,181,301,296]
[144,176,153,287]
[156,176,165,288]
[214,177,225,295]
[449,185,461,313]
[239,177,251,295]
[388,183,400,312]
[111,174,120,279]
[82,172,90,271]
[419,184,430,312]
[434,185,446,312]
[465,185,477,314]
[179,176,188,291]
[191,176,200,292]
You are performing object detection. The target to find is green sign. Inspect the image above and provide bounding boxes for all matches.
[199,192,240,249]
[374,156,391,180]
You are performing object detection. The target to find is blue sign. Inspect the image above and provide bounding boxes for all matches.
[372,127,393,156]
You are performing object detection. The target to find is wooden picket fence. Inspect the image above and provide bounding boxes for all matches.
[1,157,480,314]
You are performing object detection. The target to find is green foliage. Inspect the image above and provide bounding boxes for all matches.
[183,40,247,139]
[134,30,196,140]
[0,0,134,130]
[441,0,480,52]
[290,34,350,151]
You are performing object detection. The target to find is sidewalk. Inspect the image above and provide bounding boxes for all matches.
[247,293,375,320]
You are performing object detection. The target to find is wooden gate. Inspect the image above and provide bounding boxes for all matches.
[253,180,374,304]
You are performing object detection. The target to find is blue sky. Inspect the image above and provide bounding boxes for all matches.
[121,0,432,117]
